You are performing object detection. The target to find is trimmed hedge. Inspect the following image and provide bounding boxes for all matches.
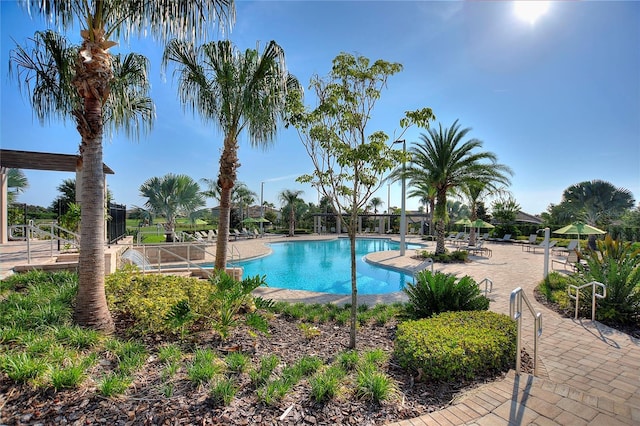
[394,311,516,381]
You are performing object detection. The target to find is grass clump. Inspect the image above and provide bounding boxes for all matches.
[187,349,223,386]
[98,372,132,397]
[210,377,238,406]
[309,365,345,402]
[395,311,516,381]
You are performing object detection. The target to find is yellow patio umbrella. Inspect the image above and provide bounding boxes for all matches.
[553,222,606,250]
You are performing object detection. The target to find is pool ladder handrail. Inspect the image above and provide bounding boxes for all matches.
[478,277,493,297]
[510,287,543,377]
[138,242,216,277]
[568,281,606,321]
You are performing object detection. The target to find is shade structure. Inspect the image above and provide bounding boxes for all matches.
[470,219,494,229]
[255,217,271,223]
[553,222,606,250]
[455,218,472,226]
[242,217,258,224]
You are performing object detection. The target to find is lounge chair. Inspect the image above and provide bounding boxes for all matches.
[494,234,512,243]
[552,250,580,272]
[207,229,216,241]
[552,240,578,255]
[528,240,557,254]
[521,234,538,251]
[466,240,492,257]
[447,232,465,245]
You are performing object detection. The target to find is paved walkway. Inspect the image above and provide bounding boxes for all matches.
[1,236,639,425]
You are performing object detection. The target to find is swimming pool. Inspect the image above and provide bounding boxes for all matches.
[235,238,423,295]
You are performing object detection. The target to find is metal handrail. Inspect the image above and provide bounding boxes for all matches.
[139,242,216,278]
[478,277,493,296]
[8,221,79,264]
[227,244,241,266]
[510,287,543,376]
[568,281,606,321]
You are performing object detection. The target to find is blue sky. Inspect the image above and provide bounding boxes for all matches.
[1,1,639,216]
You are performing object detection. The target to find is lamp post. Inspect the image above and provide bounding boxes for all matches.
[387,183,391,233]
[393,139,407,256]
[260,181,264,233]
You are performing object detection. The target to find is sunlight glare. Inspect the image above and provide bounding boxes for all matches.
[513,1,550,25]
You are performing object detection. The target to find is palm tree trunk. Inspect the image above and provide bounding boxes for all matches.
[289,207,295,237]
[215,186,232,270]
[215,135,239,270]
[74,96,114,333]
[435,191,447,254]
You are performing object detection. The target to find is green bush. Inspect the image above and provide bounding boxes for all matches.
[394,311,516,381]
[403,270,489,319]
[106,267,213,334]
[573,236,640,325]
[418,250,468,263]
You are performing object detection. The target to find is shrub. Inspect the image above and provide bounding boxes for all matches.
[418,250,468,263]
[573,236,640,325]
[403,270,490,319]
[106,268,212,334]
[208,271,267,339]
[394,311,516,381]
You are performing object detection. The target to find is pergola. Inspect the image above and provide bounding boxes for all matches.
[0,149,114,244]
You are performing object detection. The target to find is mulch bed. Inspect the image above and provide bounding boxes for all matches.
[0,314,527,426]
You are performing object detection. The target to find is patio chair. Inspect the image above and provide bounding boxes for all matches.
[521,234,538,251]
[494,234,512,243]
[530,240,557,254]
[552,239,579,255]
[552,250,580,272]
[466,240,492,257]
[447,232,465,245]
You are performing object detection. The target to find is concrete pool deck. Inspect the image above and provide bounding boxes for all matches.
[1,235,639,425]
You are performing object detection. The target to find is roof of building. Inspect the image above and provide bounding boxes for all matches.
[0,149,114,174]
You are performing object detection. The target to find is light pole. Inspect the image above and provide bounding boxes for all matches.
[260,181,264,233]
[387,183,391,233]
[393,139,407,256]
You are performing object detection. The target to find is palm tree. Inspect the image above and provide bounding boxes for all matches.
[139,174,205,242]
[406,120,512,254]
[459,181,508,245]
[408,182,436,236]
[10,1,234,332]
[50,178,77,215]
[232,182,257,223]
[200,177,221,202]
[162,39,297,270]
[7,169,29,204]
[562,180,635,226]
[369,197,383,214]
[279,189,304,237]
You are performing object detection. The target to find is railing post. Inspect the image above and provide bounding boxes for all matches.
[510,287,543,377]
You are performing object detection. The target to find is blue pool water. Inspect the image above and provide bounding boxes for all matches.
[235,238,423,295]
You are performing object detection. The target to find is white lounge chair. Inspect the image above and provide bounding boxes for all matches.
[553,240,579,255]
[527,240,557,254]
[521,234,538,251]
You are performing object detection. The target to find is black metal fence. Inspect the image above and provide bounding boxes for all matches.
[107,202,127,244]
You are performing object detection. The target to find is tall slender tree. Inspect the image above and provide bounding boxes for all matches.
[406,120,512,254]
[290,53,434,348]
[162,39,297,270]
[408,182,436,236]
[279,189,304,237]
[10,1,234,332]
